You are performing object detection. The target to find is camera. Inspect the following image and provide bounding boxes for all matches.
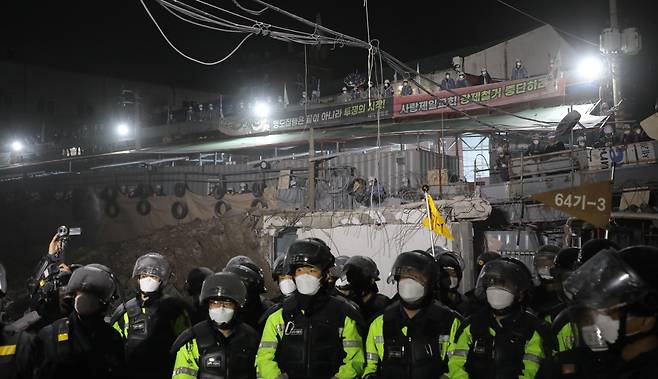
[57,225,81,238]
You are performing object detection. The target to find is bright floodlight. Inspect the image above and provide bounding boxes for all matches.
[117,123,129,136]
[253,102,271,118]
[11,140,24,152]
[577,56,605,82]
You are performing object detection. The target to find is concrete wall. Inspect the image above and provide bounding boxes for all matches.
[464,26,579,80]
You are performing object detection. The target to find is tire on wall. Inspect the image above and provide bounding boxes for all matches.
[171,201,188,220]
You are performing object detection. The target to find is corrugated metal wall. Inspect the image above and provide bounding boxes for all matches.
[2,149,458,204]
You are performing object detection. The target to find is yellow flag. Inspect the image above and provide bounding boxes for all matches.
[422,194,454,240]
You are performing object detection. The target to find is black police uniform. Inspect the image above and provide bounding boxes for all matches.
[0,323,34,379]
[111,293,191,379]
[34,313,127,379]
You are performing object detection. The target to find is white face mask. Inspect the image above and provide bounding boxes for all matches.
[74,293,101,316]
[533,140,539,145]
[295,274,322,296]
[398,278,425,303]
[580,324,609,351]
[279,278,297,296]
[486,287,515,310]
[139,277,161,293]
[209,306,235,326]
[334,277,350,289]
[537,267,554,280]
[593,312,619,344]
[449,277,460,289]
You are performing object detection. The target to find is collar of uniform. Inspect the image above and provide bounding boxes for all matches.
[491,304,523,329]
[139,290,163,306]
[397,300,429,326]
[294,290,330,314]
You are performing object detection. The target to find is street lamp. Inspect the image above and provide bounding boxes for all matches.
[253,102,271,119]
[117,123,130,137]
[11,140,24,152]
[577,56,605,82]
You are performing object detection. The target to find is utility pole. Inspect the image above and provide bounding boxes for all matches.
[135,91,142,150]
[608,0,622,110]
[308,127,316,210]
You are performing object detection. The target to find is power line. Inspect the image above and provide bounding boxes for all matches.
[495,0,599,47]
[140,0,253,65]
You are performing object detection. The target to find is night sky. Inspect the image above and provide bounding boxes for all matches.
[1,0,656,116]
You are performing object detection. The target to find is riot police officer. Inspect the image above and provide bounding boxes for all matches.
[270,254,296,305]
[223,263,272,331]
[550,247,580,352]
[330,255,351,298]
[0,262,34,379]
[342,255,390,323]
[363,250,461,379]
[111,252,191,379]
[34,264,126,379]
[530,245,564,323]
[256,238,365,379]
[171,272,260,379]
[562,246,658,378]
[185,267,214,324]
[447,257,553,378]
[462,251,501,316]
[435,251,468,315]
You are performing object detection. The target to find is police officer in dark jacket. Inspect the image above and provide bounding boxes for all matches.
[562,246,658,378]
[269,254,296,305]
[34,264,127,379]
[223,262,272,331]
[447,257,553,378]
[462,251,501,316]
[171,271,260,379]
[184,267,214,324]
[530,245,564,323]
[0,262,35,379]
[435,251,469,315]
[256,238,366,379]
[363,250,462,379]
[111,253,191,379]
[342,255,390,323]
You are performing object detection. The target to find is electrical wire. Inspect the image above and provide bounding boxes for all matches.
[232,0,268,15]
[141,0,253,65]
[494,0,599,48]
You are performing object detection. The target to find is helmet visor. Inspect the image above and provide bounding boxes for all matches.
[132,254,171,281]
[563,249,648,311]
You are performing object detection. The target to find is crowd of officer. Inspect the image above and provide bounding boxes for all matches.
[1,231,657,378]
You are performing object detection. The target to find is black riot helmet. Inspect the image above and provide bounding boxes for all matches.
[577,239,619,267]
[185,267,213,296]
[426,245,448,259]
[330,255,350,280]
[271,254,289,280]
[285,238,335,274]
[387,250,438,289]
[475,257,533,300]
[551,247,580,281]
[132,252,172,285]
[66,264,117,304]
[564,247,658,313]
[0,262,7,297]
[475,251,501,277]
[533,245,560,280]
[223,264,265,294]
[437,251,465,288]
[226,256,265,293]
[200,272,248,308]
[343,255,380,296]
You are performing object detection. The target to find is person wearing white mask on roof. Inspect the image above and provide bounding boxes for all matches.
[111,252,192,379]
[525,133,543,156]
[447,257,553,379]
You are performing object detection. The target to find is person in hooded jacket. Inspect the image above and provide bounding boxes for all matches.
[34,264,127,379]
[447,257,553,379]
[171,272,259,379]
[363,250,461,379]
[111,253,192,379]
[341,255,390,323]
[184,267,214,324]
